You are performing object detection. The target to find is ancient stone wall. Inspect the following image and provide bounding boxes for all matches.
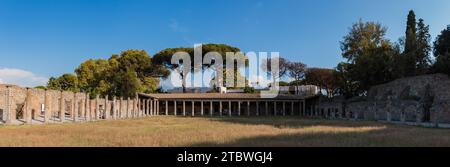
[0,84,151,125]
[313,74,450,128]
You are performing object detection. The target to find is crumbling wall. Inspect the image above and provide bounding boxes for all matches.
[0,84,145,125]
[310,74,450,127]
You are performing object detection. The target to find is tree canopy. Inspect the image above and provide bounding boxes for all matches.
[152,44,242,92]
[433,25,450,75]
[339,20,399,95]
[48,49,168,98]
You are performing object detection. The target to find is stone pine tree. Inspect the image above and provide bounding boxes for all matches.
[415,18,432,74]
[403,10,418,76]
[152,44,241,93]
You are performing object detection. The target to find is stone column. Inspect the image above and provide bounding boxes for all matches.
[148,99,151,116]
[210,101,213,116]
[265,101,269,116]
[137,96,142,117]
[154,99,157,116]
[238,101,241,116]
[145,99,149,116]
[219,101,223,116]
[299,101,302,116]
[201,101,204,116]
[126,97,131,118]
[283,101,286,116]
[59,91,65,122]
[291,102,294,116]
[302,100,306,117]
[24,88,32,124]
[228,101,232,117]
[166,101,169,116]
[95,95,100,120]
[80,94,85,121]
[85,94,91,121]
[139,97,143,117]
[191,101,195,117]
[147,99,150,116]
[44,90,51,123]
[247,101,250,116]
[183,101,186,116]
[151,100,154,116]
[256,101,260,116]
[112,96,117,120]
[105,95,110,120]
[274,101,277,116]
[156,100,159,116]
[119,97,124,119]
[174,101,177,116]
[73,93,78,122]
[5,86,13,124]
[149,99,153,116]
[132,98,137,118]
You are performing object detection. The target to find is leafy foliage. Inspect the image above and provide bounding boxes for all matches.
[152,44,241,92]
[47,73,79,92]
[339,20,399,96]
[303,68,340,97]
[433,26,450,75]
[48,49,167,98]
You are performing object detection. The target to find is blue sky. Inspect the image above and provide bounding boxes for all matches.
[1,0,450,87]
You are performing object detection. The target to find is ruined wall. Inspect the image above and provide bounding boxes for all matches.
[0,84,146,125]
[313,74,450,127]
[362,74,450,124]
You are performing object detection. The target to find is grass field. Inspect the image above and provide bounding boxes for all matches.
[0,116,449,147]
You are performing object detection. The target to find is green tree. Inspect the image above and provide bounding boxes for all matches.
[415,18,432,74]
[399,11,431,76]
[70,49,167,98]
[340,20,399,95]
[433,25,450,75]
[334,62,360,98]
[152,44,241,92]
[269,81,289,87]
[340,20,392,63]
[287,61,307,81]
[402,10,418,76]
[118,69,143,98]
[304,68,339,98]
[289,80,305,86]
[405,10,417,56]
[47,73,79,92]
[34,86,47,90]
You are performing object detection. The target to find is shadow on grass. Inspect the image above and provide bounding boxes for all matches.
[188,117,450,147]
[189,130,388,147]
[205,116,392,129]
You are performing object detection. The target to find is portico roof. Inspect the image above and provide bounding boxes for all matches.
[138,93,313,101]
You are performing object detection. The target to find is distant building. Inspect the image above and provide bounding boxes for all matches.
[166,87,212,93]
[279,85,320,96]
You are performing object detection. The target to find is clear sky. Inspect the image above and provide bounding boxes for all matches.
[1,0,450,87]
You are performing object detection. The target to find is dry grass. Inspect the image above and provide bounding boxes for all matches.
[0,116,449,147]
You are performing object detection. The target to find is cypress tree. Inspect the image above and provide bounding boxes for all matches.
[403,10,418,76]
[416,18,431,74]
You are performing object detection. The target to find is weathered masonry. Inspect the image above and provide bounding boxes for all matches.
[311,74,450,128]
[0,84,311,125]
[0,84,147,125]
[138,93,308,117]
